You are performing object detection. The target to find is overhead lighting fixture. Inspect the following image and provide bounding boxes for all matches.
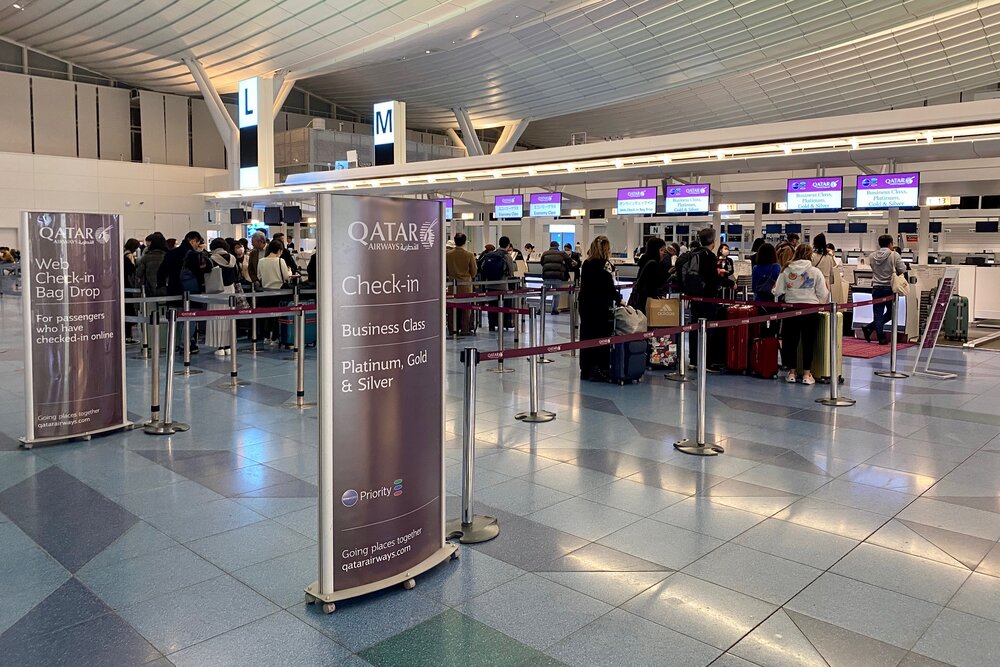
[12,3,24,9]
[461,212,475,220]
[716,150,725,160]
[661,155,671,164]
[613,159,623,169]
[850,138,859,150]
[425,50,431,54]
[569,208,586,217]
[924,131,935,144]
[782,145,792,155]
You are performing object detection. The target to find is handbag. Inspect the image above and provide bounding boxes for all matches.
[613,305,647,334]
[891,272,910,296]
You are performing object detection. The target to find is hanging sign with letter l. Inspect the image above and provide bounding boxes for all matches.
[307,194,455,609]
[21,212,128,446]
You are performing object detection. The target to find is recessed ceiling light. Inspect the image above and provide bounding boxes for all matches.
[425,50,431,54]
[12,2,24,8]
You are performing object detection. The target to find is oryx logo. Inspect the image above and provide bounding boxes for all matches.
[37,213,54,228]
[419,220,438,250]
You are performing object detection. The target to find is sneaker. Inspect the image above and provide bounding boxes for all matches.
[225,347,232,356]
[802,372,816,385]
[862,326,873,343]
[190,345,199,355]
[786,371,797,383]
[214,348,227,357]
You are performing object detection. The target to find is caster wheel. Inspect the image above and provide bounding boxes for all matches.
[322,603,336,614]
[403,578,416,590]
[450,550,460,561]
[305,594,315,605]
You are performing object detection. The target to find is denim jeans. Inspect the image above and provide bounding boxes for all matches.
[870,285,894,340]
[543,279,565,314]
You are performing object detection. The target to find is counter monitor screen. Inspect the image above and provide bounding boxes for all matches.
[848,222,869,233]
[283,206,302,224]
[785,223,802,234]
[529,193,561,218]
[663,183,710,214]
[434,198,453,221]
[856,172,920,209]
[263,207,282,225]
[827,223,846,234]
[229,208,247,225]
[975,221,999,233]
[616,187,657,215]
[727,224,743,235]
[898,222,917,233]
[786,177,843,211]
[765,224,783,234]
[930,221,942,233]
[674,224,690,235]
[494,194,524,220]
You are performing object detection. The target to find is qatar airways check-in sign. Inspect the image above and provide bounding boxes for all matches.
[329,196,444,590]
[21,212,127,443]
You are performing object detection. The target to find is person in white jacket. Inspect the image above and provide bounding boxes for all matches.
[774,244,831,385]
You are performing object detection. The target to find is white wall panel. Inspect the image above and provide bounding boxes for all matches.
[191,99,225,169]
[139,91,166,164]
[164,94,189,166]
[0,72,32,154]
[31,78,84,154]
[76,84,99,159]
[98,87,130,161]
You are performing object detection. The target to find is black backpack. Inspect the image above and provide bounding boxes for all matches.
[479,252,508,281]
[680,250,706,296]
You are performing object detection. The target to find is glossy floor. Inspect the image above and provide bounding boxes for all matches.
[0,299,998,666]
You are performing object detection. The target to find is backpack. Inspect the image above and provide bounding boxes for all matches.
[479,252,507,281]
[680,250,706,296]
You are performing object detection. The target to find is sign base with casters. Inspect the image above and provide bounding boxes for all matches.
[305,544,457,614]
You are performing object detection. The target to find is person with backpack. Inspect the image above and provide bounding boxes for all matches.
[775,244,830,385]
[628,238,668,314]
[479,237,517,331]
[540,241,570,314]
[159,231,206,297]
[682,228,729,368]
[751,243,781,302]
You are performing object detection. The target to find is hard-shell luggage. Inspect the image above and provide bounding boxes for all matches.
[610,340,647,385]
[944,295,969,342]
[279,302,317,347]
[725,305,757,373]
[796,311,843,383]
[750,336,780,379]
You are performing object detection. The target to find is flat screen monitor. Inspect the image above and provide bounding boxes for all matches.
[616,187,657,215]
[848,222,869,233]
[976,221,999,233]
[229,208,247,225]
[434,198,453,221]
[263,207,282,225]
[494,194,523,220]
[983,195,1000,209]
[283,206,302,224]
[827,223,846,234]
[727,224,743,235]
[786,177,843,211]
[529,193,561,217]
[765,224,783,234]
[589,209,605,219]
[898,222,918,233]
[929,221,943,233]
[785,223,802,234]
[246,221,268,238]
[855,172,920,209]
[663,184,710,214]
[674,225,690,235]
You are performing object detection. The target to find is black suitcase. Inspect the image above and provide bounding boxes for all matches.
[610,340,647,385]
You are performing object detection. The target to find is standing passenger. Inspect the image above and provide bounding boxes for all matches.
[775,244,830,385]
[578,236,622,382]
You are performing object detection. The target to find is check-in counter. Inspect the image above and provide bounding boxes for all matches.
[974,266,1000,319]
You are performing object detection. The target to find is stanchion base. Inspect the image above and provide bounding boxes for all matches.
[816,397,857,407]
[143,422,177,436]
[446,515,500,544]
[284,400,317,410]
[874,371,910,379]
[515,410,556,423]
[169,422,190,432]
[228,380,252,388]
[664,373,693,383]
[538,358,554,364]
[673,438,724,456]
[486,367,515,374]
[175,369,203,376]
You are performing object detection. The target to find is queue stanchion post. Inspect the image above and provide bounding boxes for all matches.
[515,306,556,423]
[674,318,724,455]
[142,310,162,428]
[176,291,202,376]
[514,282,521,345]
[665,299,691,382]
[139,287,150,360]
[487,294,514,374]
[285,308,316,410]
[538,286,553,364]
[250,285,258,355]
[564,287,578,358]
[146,309,189,435]
[817,301,856,406]
[874,296,909,379]
[229,300,250,388]
[446,347,500,544]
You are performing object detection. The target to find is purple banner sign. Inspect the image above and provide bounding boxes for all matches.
[856,172,921,209]
[617,187,657,215]
[21,211,127,443]
[664,183,710,214]
[529,193,561,217]
[786,177,843,211]
[665,184,709,198]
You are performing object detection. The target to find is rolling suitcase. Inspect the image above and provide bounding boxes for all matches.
[725,305,756,373]
[750,336,779,379]
[796,311,843,383]
[610,341,647,385]
[279,301,317,348]
[944,295,969,342]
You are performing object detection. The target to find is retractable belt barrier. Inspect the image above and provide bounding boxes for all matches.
[447,303,530,315]
[176,303,315,321]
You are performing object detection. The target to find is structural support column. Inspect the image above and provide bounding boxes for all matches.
[452,107,484,157]
[753,202,763,241]
[492,119,530,154]
[185,58,239,189]
[271,70,295,118]
[888,208,900,241]
[445,128,469,156]
[918,205,930,264]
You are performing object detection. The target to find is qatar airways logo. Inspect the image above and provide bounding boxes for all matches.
[885,176,916,186]
[624,190,649,198]
[348,219,437,251]
[37,214,114,245]
[811,180,839,189]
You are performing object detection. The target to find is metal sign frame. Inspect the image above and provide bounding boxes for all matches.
[912,267,959,380]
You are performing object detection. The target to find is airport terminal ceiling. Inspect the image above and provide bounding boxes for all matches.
[2,0,1000,148]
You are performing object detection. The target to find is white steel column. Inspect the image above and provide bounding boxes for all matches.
[185,58,239,189]
[753,202,763,241]
[452,108,484,157]
[492,119,530,154]
[918,205,930,264]
[445,128,469,156]
[272,71,295,118]
[888,208,900,240]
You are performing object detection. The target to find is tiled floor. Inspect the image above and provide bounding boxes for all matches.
[1,296,999,666]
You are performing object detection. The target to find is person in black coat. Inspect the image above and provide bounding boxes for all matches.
[578,235,622,382]
[629,238,668,313]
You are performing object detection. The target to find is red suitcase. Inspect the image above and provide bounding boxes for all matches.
[725,305,756,373]
[750,336,780,379]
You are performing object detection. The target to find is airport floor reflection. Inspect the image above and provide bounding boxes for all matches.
[1,299,999,666]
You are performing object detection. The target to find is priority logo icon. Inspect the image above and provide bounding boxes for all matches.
[393,479,404,496]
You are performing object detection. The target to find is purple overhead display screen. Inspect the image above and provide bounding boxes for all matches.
[494,194,523,219]
[617,187,657,215]
[786,177,843,211]
[435,198,453,221]
[529,193,562,217]
[856,172,920,209]
[664,184,710,214]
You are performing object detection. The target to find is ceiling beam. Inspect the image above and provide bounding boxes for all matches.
[452,107,484,157]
